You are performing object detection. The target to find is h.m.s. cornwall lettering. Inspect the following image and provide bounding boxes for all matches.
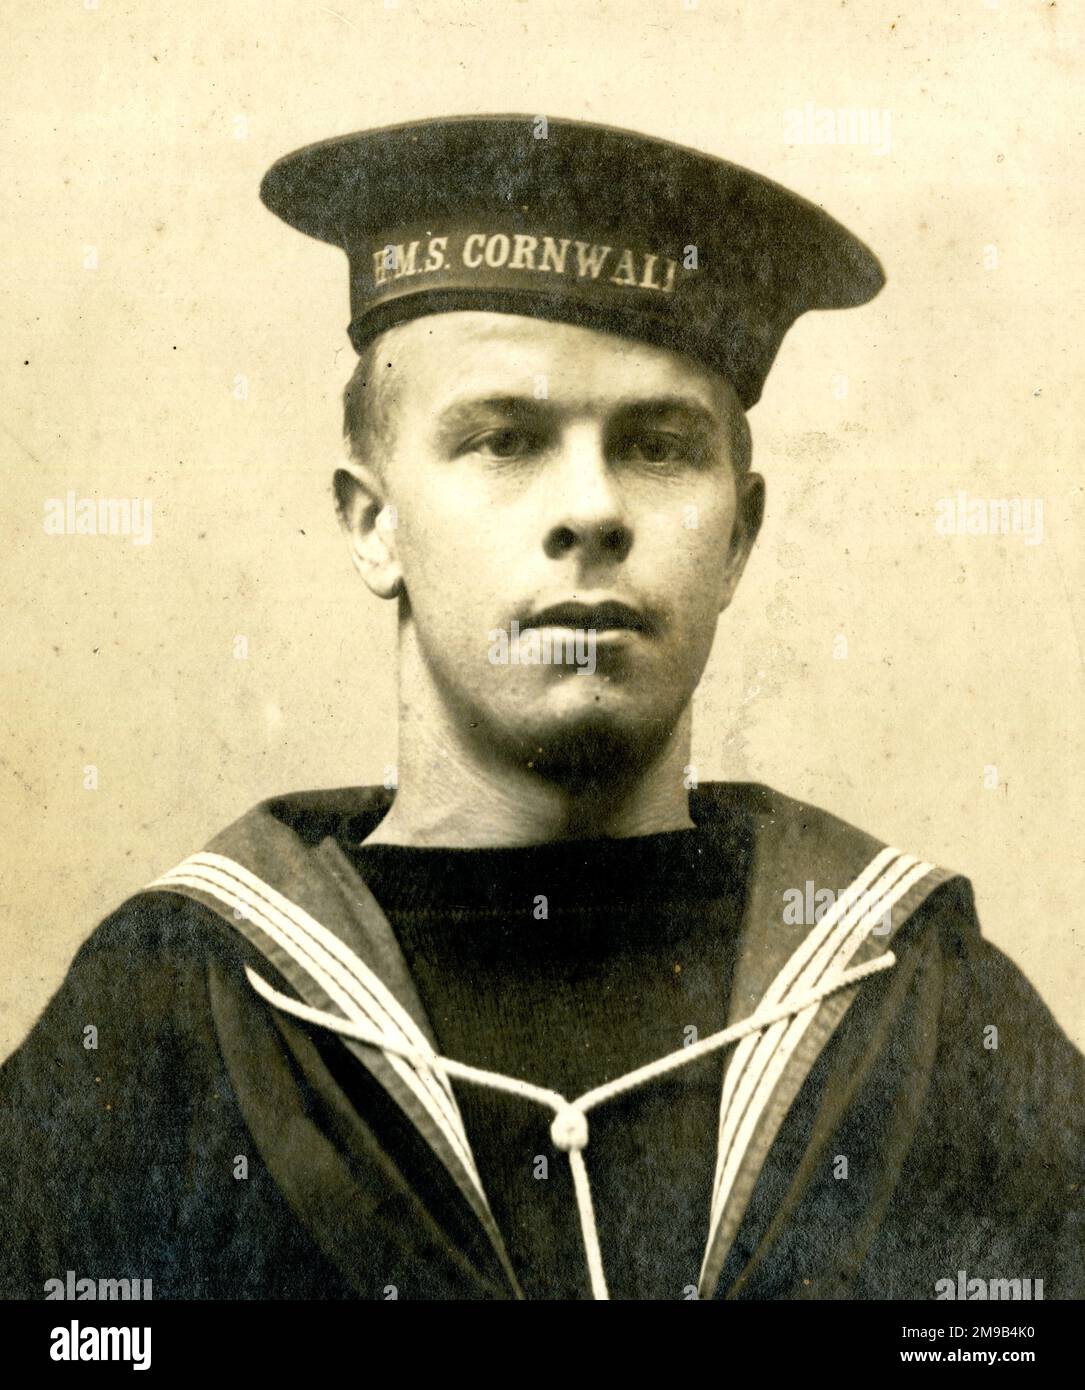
[372,231,680,295]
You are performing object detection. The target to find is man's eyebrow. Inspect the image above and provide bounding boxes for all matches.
[433,396,552,442]
[433,392,725,436]
[607,396,725,433]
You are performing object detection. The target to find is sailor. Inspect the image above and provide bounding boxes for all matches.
[1,116,1082,1301]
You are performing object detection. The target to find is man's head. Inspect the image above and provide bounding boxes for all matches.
[261,114,883,786]
[334,310,763,776]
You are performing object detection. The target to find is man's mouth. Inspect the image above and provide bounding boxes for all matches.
[521,600,653,636]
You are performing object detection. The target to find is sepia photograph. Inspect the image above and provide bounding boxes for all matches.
[1,0,1082,1354]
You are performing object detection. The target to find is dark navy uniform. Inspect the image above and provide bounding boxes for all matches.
[2,785,1082,1299]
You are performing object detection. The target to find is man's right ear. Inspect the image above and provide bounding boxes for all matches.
[333,463,403,600]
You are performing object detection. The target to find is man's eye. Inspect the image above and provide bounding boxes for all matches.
[617,432,690,464]
[468,428,538,459]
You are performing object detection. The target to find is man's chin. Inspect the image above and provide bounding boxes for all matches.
[484,687,683,791]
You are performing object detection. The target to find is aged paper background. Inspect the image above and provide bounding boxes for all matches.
[2,0,1082,1057]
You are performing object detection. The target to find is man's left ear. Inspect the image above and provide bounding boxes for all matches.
[333,462,403,600]
[719,471,765,612]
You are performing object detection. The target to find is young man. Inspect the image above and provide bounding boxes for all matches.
[2,116,1082,1301]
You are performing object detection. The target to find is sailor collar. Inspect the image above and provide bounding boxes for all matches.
[148,783,953,1300]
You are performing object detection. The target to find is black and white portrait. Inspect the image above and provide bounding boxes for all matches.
[2,0,1082,1330]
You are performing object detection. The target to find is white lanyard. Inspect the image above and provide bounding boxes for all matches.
[245,950,896,1300]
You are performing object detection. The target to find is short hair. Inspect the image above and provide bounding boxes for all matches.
[341,331,753,476]
[726,397,753,477]
[341,337,396,471]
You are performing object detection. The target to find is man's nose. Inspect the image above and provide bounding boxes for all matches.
[542,427,633,564]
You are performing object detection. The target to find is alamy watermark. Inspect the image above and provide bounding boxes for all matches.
[934,1270,1043,1301]
[49,1322,151,1370]
[488,621,597,675]
[45,1272,152,1370]
[783,881,892,936]
[784,105,892,156]
[934,492,1043,545]
[43,492,153,545]
[44,1271,152,1301]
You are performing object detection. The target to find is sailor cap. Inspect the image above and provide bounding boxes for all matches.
[260,114,884,408]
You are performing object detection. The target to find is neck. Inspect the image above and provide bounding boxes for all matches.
[363,638,695,849]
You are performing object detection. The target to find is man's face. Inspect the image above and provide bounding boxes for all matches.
[345,311,763,771]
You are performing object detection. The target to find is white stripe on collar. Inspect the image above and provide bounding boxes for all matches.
[148,841,935,1300]
[243,948,899,1299]
[151,852,485,1202]
[699,847,933,1291]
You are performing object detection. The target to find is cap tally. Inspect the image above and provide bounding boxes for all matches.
[259,114,885,408]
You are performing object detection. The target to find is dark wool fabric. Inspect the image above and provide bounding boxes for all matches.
[1,784,1083,1300]
[343,825,752,1299]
